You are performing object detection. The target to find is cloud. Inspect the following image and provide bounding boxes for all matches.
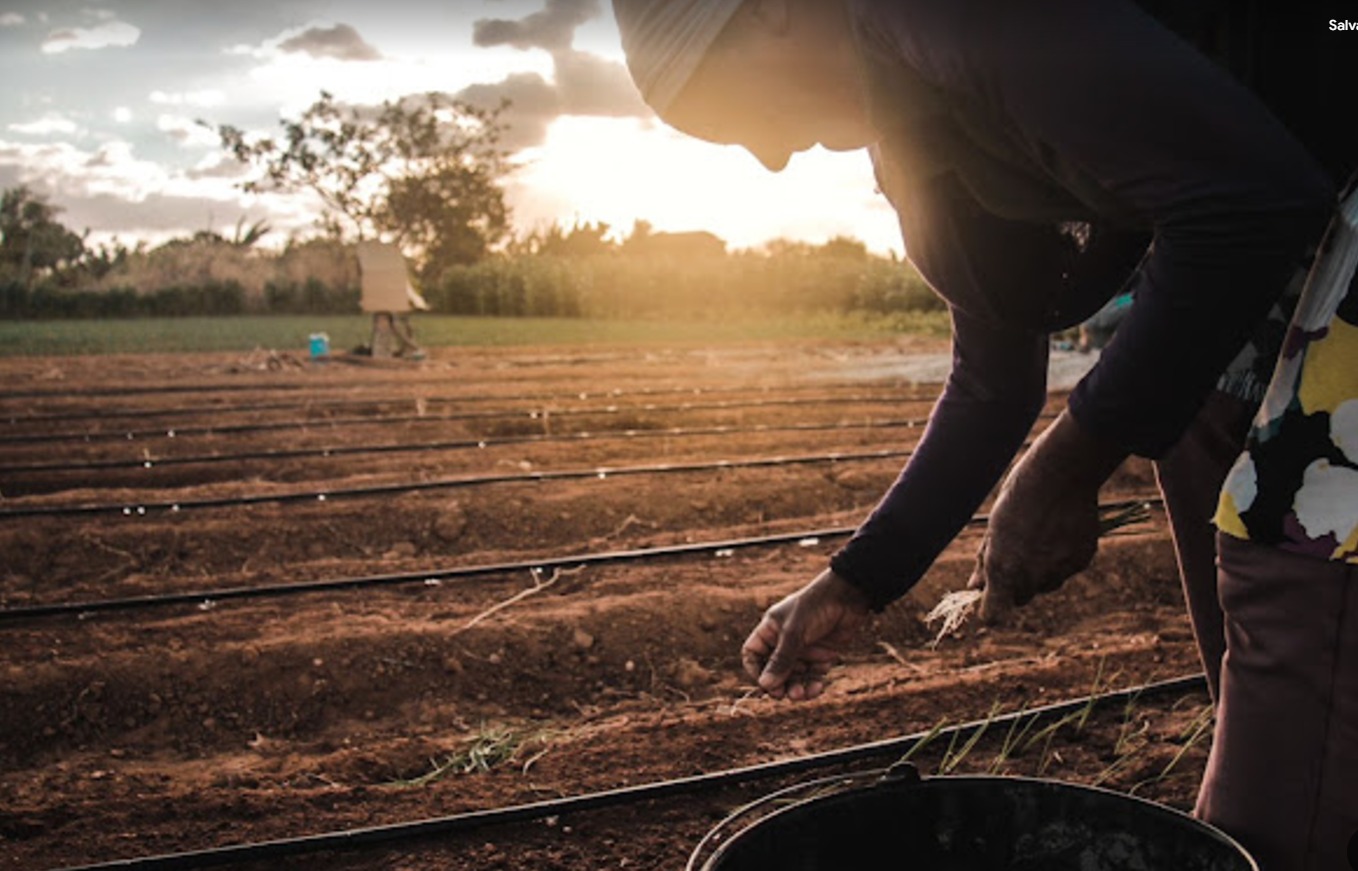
[459,1,644,150]
[0,136,314,246]
[229,22,382,63]
[0,139,146,208]
[68,189,305,250]
[455,72,561,151]
[0,137,219,206]
[8,114,80,136]
[186,153,250,181]
[150,90,227,108]
[554,50,645,117]
[474,0,600,53]
[276,23,381,62]
[41,18,139,53]
[453,50,645,151]
[157,115,219,148]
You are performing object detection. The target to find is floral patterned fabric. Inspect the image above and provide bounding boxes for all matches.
[1217,189,1358,563]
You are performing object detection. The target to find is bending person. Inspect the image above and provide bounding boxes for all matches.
[612,0,1339,692]
[612,2,1353,866]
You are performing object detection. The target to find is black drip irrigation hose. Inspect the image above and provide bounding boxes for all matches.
[0,416,947,475]
[0,394,919,446]
[0,524,856,622]
[0,447,915,520]
[0,498,1160,623]
[50,672,1208,871]
[3,381,941,426]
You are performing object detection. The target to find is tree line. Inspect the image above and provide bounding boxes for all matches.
[0,90,939,321]
[0,188,359,319]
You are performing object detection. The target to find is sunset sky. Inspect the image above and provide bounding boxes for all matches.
[0,0,903,255]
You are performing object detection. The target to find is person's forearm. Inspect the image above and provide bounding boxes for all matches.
[830,368,1044,610]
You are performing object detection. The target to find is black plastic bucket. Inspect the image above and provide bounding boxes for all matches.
[689,765,1256,871]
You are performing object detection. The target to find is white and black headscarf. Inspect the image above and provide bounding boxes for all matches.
[612,0,746,114]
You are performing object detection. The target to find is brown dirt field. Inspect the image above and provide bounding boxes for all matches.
[0,339,1219,870]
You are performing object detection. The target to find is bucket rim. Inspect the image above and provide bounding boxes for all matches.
[686,768,1258,871]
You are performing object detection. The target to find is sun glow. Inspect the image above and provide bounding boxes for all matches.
[506,116,902,255]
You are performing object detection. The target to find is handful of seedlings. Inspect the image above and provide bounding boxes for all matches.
[924,501,1153,648]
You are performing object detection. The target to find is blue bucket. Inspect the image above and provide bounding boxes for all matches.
[308,332,330,358]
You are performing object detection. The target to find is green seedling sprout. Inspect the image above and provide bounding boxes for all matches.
[896,716,951,766]
[939,701,1003,775]
[386,725,552,789]
[1093,690,1151,789]
[1158,704,1215,780]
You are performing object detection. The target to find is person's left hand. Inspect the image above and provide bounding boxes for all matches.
[968,409,1128,623]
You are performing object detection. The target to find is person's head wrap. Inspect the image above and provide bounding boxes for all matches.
[612,0,746,115]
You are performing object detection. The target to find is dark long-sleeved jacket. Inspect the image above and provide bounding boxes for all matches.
[829,0,1337,610]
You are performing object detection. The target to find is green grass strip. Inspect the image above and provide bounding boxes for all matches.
[0,311,950,357]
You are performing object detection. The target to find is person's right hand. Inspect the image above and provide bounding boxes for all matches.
[967,409,1128,623]
[741,569,871,701]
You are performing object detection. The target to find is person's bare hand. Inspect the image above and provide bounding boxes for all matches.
[741,569,871,701]
[967,471,1102,623]
[968,409,1128,623]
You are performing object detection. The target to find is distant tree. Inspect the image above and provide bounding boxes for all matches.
[623,223,726,260]
[207,90,511,280]
[758,237,813,258]
[533,219,615,258]
[620,218,653,255]
[226,217,272,248]
[78,238,136,282]
[815,235,870,260]
[0,186,85,287]
[385,160,508,275]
